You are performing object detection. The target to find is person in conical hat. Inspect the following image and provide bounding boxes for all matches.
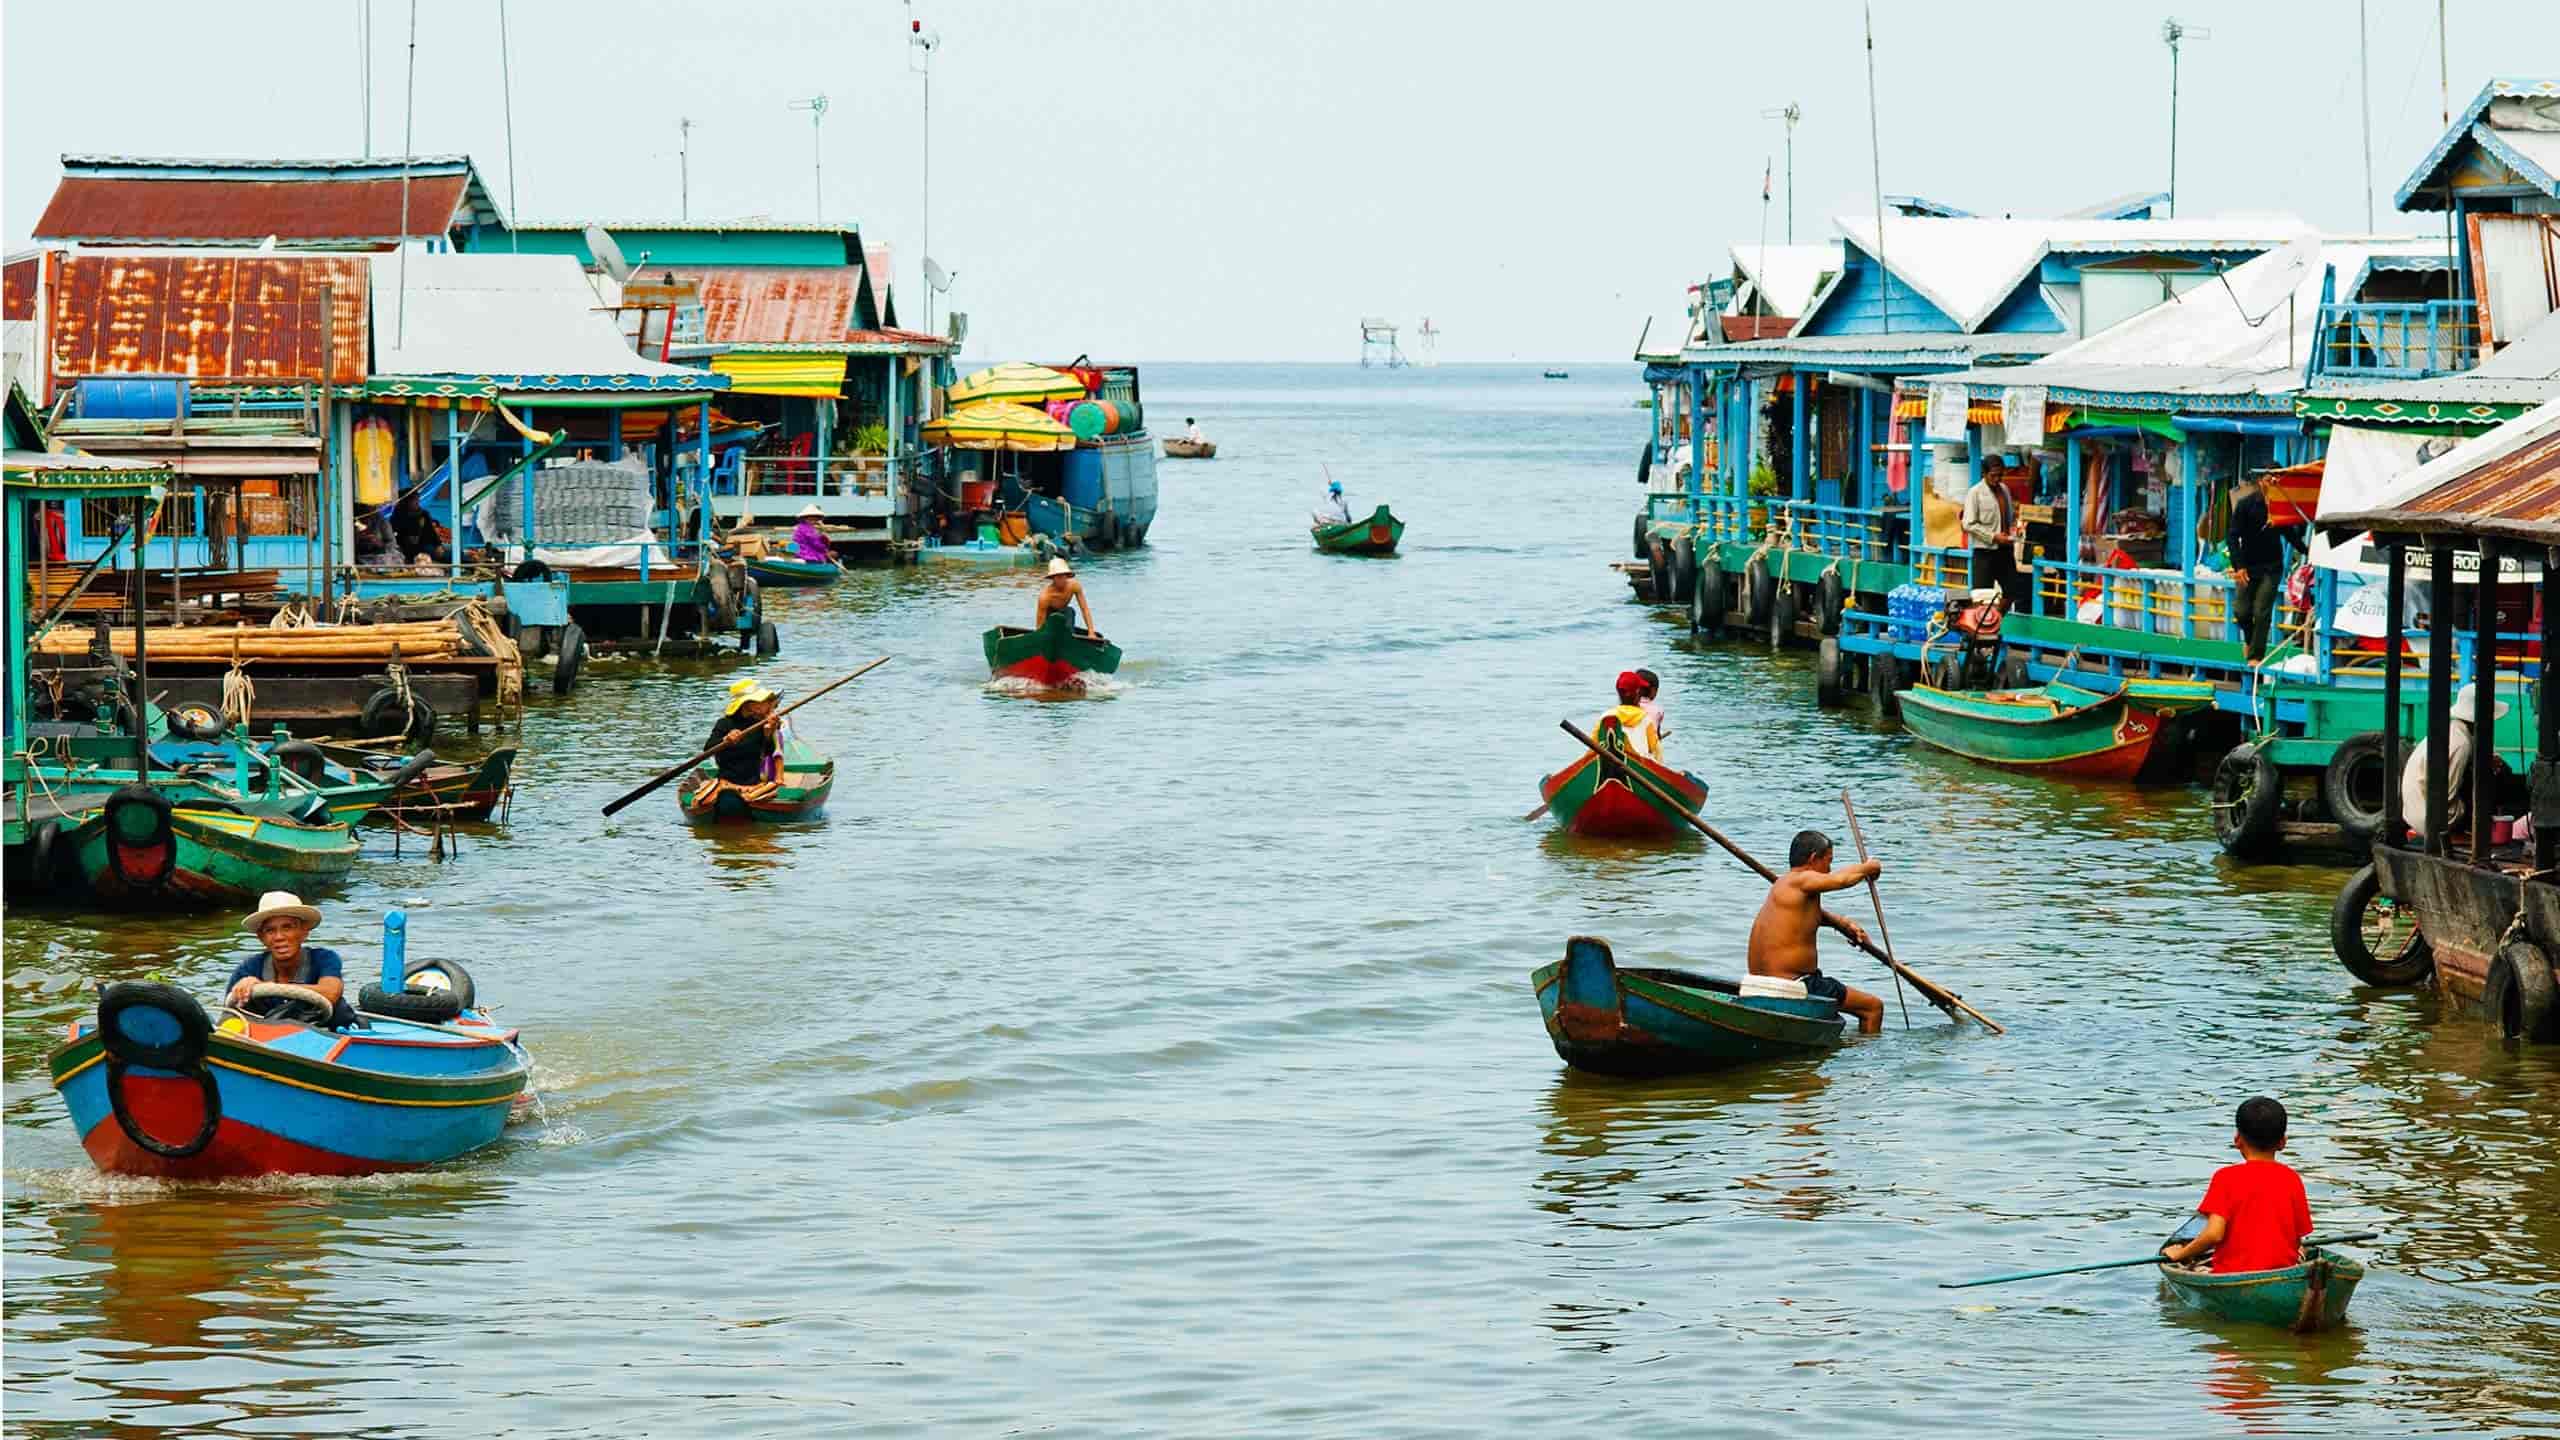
[789,504,834,565]
[706,678,784,785]
[225,891,355,1027]
[1034,555,1100,637]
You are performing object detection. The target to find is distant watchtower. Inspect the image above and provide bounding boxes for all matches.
[1359,317,1407,369]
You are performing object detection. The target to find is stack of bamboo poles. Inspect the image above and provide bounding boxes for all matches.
[35,619,469,662]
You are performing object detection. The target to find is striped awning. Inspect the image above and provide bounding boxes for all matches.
[1891,395,2072,432]
[922,400,1077,452]
[712,351,850,398]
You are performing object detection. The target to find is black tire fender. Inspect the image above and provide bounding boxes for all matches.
[100,784,177,891]
[97,980,212,1072]
[1648,536,1677,604]
[2322,732,2402,846]
[1870,650,1905,719]
[1632,513,1650,561]
[1999,652,2032,690]
[1770,581,1800,646]
[1816,636,1846,709]
[1745,557,1775,626]
[2484,940,2560,1043]
[552,623,588,697]
[2328,863,2434,987]
[358,688,434,743]
[756,619,782,658]
[170,704,226,741]
[707,562,739,630]
[272,740,330,783]
[1672,532,1698,604]
[358,983,464,1026]
[402,957,478,1011]
[2212,742,2285,859]
[1817,571,1848,635]
[1693,556,1726,637]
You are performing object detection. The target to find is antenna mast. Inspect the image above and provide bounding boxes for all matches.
[1864,6,1891,333]
[679,117,693,221]
[1760,102,1802,243]
[909,6,941,336]
[788,94,830,220]
[2160,17,2211,217]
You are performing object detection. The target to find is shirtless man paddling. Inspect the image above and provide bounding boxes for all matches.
[1745,829,1888,1035]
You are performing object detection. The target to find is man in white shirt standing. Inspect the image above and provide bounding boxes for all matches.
[1313,479,1353,526]
[1962,470,2024,609]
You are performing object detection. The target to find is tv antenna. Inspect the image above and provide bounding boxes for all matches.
[1760,102,1802,243]
[2161,18,2210,217]
[788,94,829,220]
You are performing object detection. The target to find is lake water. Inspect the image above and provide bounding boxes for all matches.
[6,364,2556,1437]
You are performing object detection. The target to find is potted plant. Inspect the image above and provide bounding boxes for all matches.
[1747,462,1779,534]
[852,422,891,456]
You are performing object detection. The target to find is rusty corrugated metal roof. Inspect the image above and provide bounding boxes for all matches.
[4,255,35,322]
[2381,430,2560,530]
[48,252,369,385]
[35,173,472,246]
[667,266,861,344]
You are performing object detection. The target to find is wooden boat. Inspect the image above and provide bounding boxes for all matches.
[982,612,1123,691]
[1312,504,1404,556]
[2157,1215,2366,1333]
[1896,680,2167,781]
[317,742,519,822]
[1162,438,1218,459]
[1532,935,1844,1076]
[677,737,835,822]
[47,912,527,1178]
[68,785,360,907]
[1542,369,1571,380]
[1537,723,1708,839]
[745,552,844,586]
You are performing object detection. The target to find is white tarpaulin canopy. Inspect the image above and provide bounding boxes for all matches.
[369,252,704,383]
[2317,394,2560,579]
[2311,426,2449,573]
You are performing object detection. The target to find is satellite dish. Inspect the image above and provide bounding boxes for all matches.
[924,257,952,294]
[584,225,634,283]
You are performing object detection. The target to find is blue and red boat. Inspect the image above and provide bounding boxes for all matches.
[47,912,529,1179]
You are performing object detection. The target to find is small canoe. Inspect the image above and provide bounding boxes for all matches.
[2157,1216,2366,1333]
[677,738,835,822]
[1896,680,2167,781]
[48,913,527,1178]
[1532,936,1844,1077]
[70,785,360,907]
[745,554,844,586]
[1542,369,1571,380]
[983,611,1123,691]
[319,743,519,822]
[1537,729,1707,839]
[1312,504,1404,556]
[1162,438,1218,459]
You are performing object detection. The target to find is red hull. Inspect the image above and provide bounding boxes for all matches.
[2034,727,2159,781]
[76,1072,416,1180]
[1564,780,1688,838]
[993,656,1087,690]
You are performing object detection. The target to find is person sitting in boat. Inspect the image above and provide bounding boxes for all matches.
[790,504,833,565]
[1185,417,1208,446]
[1743,830,1886,1035]
[2159,1096,2312,1274]
[391,494,449,565]
[1035,557,1101,636]
[223,891,356,1029]
[1313,480,1353,527]
[1635,668,1672,745]
[2399,681,2505,843]
[705,679,785,788]
[1595,671,1664,758]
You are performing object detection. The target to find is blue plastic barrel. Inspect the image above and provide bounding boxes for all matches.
[77,377,189,420]
[1060,449,1104,511]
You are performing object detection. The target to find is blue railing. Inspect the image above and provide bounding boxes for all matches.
[1769,499,1895,561]
[2029,559,2237,641]
[2312,301,2479,380]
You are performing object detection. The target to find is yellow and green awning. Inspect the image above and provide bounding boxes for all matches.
[712,351,851,398]
[946,362,1084,407]
[922,401,1077,453]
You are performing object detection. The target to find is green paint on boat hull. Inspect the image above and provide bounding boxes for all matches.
[1312,505,1404,555]
[70,806,360,908]
[2161,1247,2366,1332]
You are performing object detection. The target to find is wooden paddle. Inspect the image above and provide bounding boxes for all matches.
[1556,719,2003,1033]
[1840,790,1911,1031]
[1940,1233,2380,1289]
[601,656,889,816]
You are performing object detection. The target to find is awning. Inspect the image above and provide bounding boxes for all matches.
[1892,394,2069,431]
[922,400,1076,453]
[711,351,849,398]
[946,363,1085,407]
[2310,425,2446,574]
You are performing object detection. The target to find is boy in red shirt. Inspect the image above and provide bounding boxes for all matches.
[2161,1096,2313,1274]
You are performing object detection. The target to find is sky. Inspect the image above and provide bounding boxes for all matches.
[2,1,2550,363]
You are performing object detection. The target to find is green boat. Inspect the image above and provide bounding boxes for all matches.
[1312,504,1404,556]
[983,613,1123,690]
[1533,936,1844,1076]
[745,553,843,586]
[1897,680,2169,781]
[68,785,360,908]
[677,737,835,822]
[2158,1216,2366,1332]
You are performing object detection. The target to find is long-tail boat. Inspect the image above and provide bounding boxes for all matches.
[983,612,1123,691]
[1895,679,2174,781]
[66,784,360,907]
[677,737,835,821]
[2156,1215,2366,1333]
[1312,504,1404,555]
[1532,936,1844,1076]
[48,911,527,1178]
[744,553,843,586]
[1537,720,1707,838]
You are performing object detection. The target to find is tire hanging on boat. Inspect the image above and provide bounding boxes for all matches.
[1649,537,1677,604]
[358,982,463,1025]
[552,624,587,697]
[100,785,177,892]
[1691,558,1725,637]
[2322,731,2402,846]
[1815,636,1846,709]
[1816,571,1848,636]
[2212,743,2284,859]
[1870,650,1904,719]
[1744,557,1775,627]
[2328,863,2434,987]
[1769,581,1799,648]
[2484,940,2560,1043]
[1632,514,1650,561]
[403,957,478,1010]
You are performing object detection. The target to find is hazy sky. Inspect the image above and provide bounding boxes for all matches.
[3,1,2547,362]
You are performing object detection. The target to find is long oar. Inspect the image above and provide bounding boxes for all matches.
[601,656,889,816]
[1840,790,1910,1031]
[1556,719,2003,1033]
[1939,1233,2381,1290]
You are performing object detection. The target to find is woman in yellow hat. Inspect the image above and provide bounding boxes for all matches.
[704,678,784,787]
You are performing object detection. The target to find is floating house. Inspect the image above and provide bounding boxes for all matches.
[31,154,509,253]
[489,221,954,553]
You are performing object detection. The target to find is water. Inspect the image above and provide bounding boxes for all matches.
[7,364,2558,1437]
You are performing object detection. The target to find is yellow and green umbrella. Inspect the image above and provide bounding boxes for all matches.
[945,362,1085,407]
[921,401,1078,453]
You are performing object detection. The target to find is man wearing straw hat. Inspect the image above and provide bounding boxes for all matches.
[225,892,355,1027]
[1034,557,1102,637]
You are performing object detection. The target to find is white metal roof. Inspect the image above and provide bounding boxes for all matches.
[1823,215,2310,334]
[368,252,702,381]
[1727,242,1840,319]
